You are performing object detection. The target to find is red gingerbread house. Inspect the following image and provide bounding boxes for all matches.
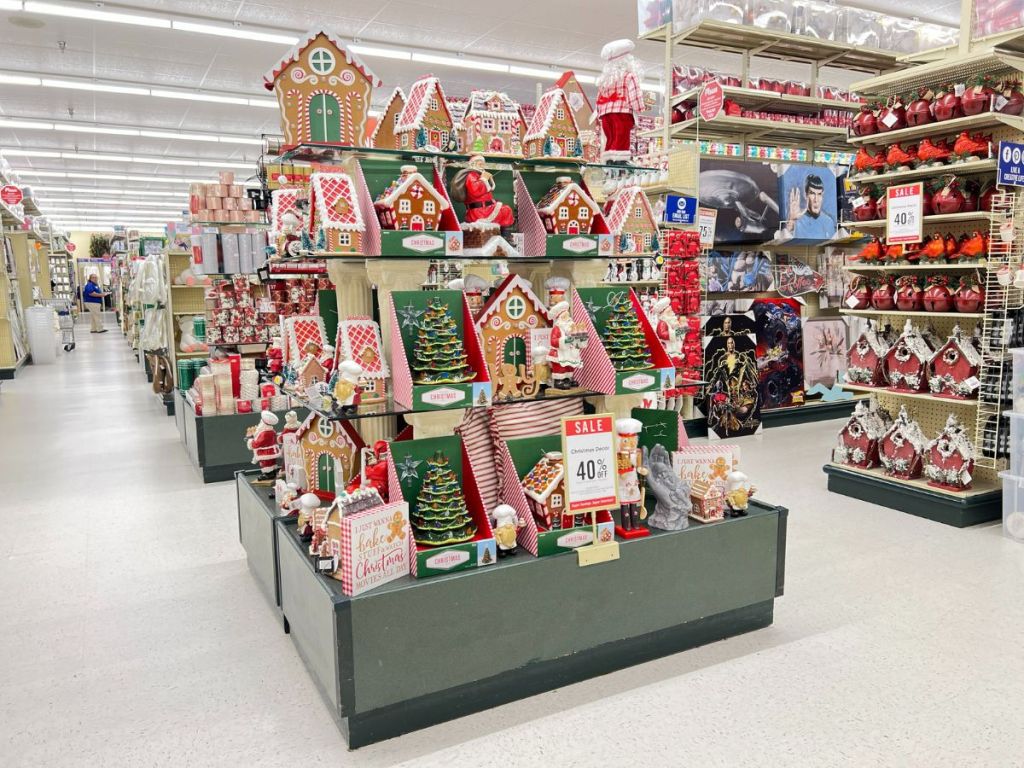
[335,317,389,404]
[884,319,932,393]
[308,172,364,254]
[928,325,981,399]
[603,185,660,255]
[834,397,892,469]
[879,406,928,480]
[924,414,975,490]
[395,75,454,151]
[523,88,581,159]
[370,86,406,149]
[535,177,600,235]
[460,90,524,157]
[373,165,449,231]
[846,324,891,387]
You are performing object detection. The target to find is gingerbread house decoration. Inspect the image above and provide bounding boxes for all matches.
[308,172,364,254]
[475,274,551,402]
[373,165,449,231]
[335,317,389,404]
[460,90,524,157]
[928,325,982,399]
[878,405,928,480]
[847,324,891,386]
[522,451,569,530]
[295,412,363,497]
[263,29,381,149]
[296,352,328,393]
[833,398,892,469]
[370,86,406,149]
[884,319,933,393]
[924,414,976,491]
[523,88,581,159]
[689,479,726,522]
[395,75,454,151]
[603,185,660,254]
[283,314,327,368]
[556,71,600,163]
[536,177,600,235]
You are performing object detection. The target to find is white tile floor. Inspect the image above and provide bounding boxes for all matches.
[3,314,1024,767]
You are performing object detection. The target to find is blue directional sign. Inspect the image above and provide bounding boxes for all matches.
[997,140,1024,187]
[663,194,697,224]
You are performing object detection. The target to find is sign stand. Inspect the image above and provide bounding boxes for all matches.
[561,413,620,567]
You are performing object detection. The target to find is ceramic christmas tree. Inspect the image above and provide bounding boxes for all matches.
[602,293,652,370]
[411,297,474,384]
[412,451,476,546]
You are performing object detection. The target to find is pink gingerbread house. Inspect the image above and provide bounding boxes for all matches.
[308,172,365,255]
[603,185,660,255]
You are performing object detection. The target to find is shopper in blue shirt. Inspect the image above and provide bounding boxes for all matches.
[785,174,837,241]
[83,274,109,333]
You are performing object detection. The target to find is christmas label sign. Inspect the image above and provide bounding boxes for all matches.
[561,414,618,515]
[0,185,23,206]
[339,501,411,596]
[697,207,718,247]
[886,182,924,245]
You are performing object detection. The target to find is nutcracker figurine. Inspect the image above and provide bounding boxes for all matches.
[546,301,588,390]
[332,360,363,415]
[595,39,645,164]
[246,410,281,483]
[724,469,756,517]
[615,418,649,538]
[449,154,515,240]
[491,503,524,558]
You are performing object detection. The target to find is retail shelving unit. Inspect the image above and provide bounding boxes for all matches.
[0,226,32,379]
[824,44,1024,526]
[165,250,209,387]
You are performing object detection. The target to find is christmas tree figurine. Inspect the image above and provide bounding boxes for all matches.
[411,297,474,384]
[602,293,651,370]
[412,451,476,546]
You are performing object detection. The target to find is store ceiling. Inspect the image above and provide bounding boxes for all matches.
[0,0,961,224]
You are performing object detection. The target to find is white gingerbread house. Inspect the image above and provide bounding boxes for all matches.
[460,90,524,156]
[308,172,365,254]
[335,317,390,403]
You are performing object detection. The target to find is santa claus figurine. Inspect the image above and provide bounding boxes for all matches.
[450,154,515,240]
[595,39,646,164]
[332,360,364,415]
[652,297,684,364]
[246,410,281,483]
[345,440,390,502]
[546,301,587,390]
[320,343,336,377]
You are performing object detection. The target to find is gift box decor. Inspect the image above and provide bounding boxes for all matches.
[389,289,492,409]
[387,434,496,578]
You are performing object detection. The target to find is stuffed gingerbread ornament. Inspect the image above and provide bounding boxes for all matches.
[595,39,645,163]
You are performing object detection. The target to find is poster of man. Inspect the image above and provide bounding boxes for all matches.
[777,165,839,243]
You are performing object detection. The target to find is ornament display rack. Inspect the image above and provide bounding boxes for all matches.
[823,45,1024,526]
[236,470,787,748]
[48,246,75,304]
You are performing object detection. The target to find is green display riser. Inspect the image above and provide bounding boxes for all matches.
[822,464,1001,528]
[0,354,30,380]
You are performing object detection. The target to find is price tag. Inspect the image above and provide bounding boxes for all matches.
[963,376,981,392]
[879,110,898,128]
[886,182,924,245]
[697,206,718,248]
[561,414,618,515]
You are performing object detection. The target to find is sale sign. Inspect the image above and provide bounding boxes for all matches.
[561,414,618,515]
[66,242,77,253]
[697,206,718,248]
[886,182,924,245]
[0,185,23,206]
[699,81,724,121]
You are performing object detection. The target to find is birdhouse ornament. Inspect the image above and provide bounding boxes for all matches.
[596,39,645,163]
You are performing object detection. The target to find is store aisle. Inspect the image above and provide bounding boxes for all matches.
[3,321,1024,767]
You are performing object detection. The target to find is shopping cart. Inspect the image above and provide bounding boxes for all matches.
[40,298,76,351]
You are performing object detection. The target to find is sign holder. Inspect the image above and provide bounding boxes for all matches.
[561,413,620,566]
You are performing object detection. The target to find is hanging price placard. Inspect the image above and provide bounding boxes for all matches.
[886,182,924,245]
[561,414,618,515]
[697,206,718,248]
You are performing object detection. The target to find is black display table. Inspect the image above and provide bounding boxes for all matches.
[236,473,788,748]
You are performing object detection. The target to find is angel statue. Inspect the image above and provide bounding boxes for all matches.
[643,445,691,531]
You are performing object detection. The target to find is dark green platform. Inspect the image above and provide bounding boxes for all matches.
[823,463,1001,528]
[241,471,788,748]
[761,397,860,428]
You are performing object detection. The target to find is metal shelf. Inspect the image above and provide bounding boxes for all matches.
[641,20,901,73]
[851,50,1024,98]
[848,159,998,186]
[844,261,987,272]
[841,382,979,406]
[841,211,997,228]
[840,308,986,319]
[664,115,848,149]
[847,112,1024,146]
[672,84,861,114]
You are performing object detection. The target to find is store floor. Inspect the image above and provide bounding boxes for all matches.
[2,315,1023,767]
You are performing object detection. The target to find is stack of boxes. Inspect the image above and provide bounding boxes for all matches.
[189,171,263,224]
[191,227,269,275]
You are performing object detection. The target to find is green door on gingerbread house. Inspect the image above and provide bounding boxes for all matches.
[309,94,341,143]
[503,337,526,368]
[317,453,335,493]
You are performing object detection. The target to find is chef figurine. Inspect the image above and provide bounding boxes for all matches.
[246,411,281,483]
[491,504,524,558]
[595,39,645,164]
[546,301,587,390]
[450,154,515,240]
[725,469,756,517]
[615,418,649,535]
[331,360,363,415]
[297,492,320,541]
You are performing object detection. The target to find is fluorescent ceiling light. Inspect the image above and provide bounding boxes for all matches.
[0,1,24,10]
[1,149,61,158]
[56,124,140,136]
[411,52,508,73]
[151,89,250,106]
[171,20,297,45]
[0,74,40,86]
[140,129,221,142]
[349,44,411,61]
[508,65,559,80]
[0,118,54,130]
[32,186,187,196]
[44,208,185,215]
[41,78,149,96]
[3,118,259,145]
[641,82,664,93]
[574,74,597,85]
[40,198,188,206]
[247,98,278,109]
[24,2,170,28]
[62,152,135,163]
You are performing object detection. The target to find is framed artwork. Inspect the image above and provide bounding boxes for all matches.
[803,317,849,390]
